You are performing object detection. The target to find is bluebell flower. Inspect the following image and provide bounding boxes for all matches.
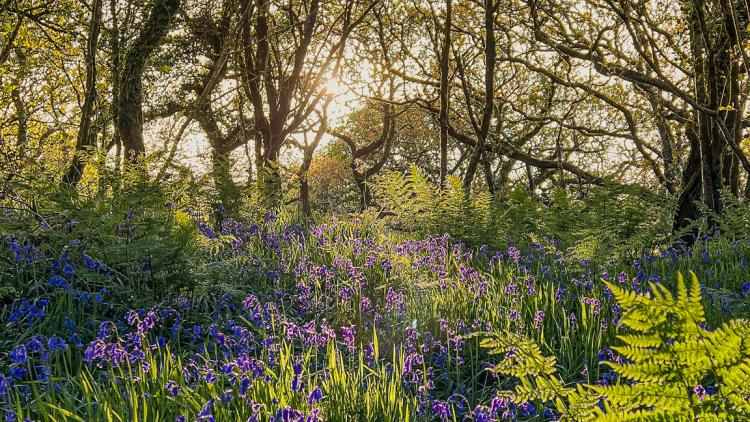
[741,281,750,298]
[197,398,215,421]
[472,405,493,422]
[221,390,233,404]
[432,401,451,421]
[263,212,277,224]
[0,375,10,397]
[307,387,323,404]
[49,275,71,290]
[9,345,27,364]
[693,384,707,401]
[63,263,74,277]
[35,365,50,381]
[82,254,97,272]
[291,363,305,392]
[520,401,536,417]
[9,367,28,379]
[204,370,217,384]
[274,407,302,422]
[26,336,43,353]
[165,380,179,397]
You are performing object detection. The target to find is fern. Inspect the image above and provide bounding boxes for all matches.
[481,272,750,420]
[372,166,502,248]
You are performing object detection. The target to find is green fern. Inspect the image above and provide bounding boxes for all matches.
[372,166,501,247]
[481,272,750,420]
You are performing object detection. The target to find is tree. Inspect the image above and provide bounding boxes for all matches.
[330,100,396,209]
[437,0,452,188]
[238,0,377,200]
[62,0,103,186]
[116,0,181,162]
[521,0,750,234]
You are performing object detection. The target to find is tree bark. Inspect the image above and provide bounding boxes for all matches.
[438,0,451,188]
[115,0,180,162]
[673,0,746,234]
[463,0,496,191]
[63,0,103,187]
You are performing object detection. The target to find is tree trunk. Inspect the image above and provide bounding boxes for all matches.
[63,0,103,187]
[463,0,496,191]
[352,172,372,210]
[438,0,451,188]
[115,0,180,162]
[673,0,745,237]
[11,48,27,157]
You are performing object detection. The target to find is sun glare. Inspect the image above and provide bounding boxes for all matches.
[325,77,345,95]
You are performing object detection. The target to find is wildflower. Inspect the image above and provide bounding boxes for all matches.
[221,390,233,404]
[432,400,451,420]
[125,310,139,326]
[741,281,750,298]
[197,398,215,421]
[291,363,305,392]
[360,297,371,313]
[263,212,277,224]
[520,402,536,417]
[9,345,27,364]
[597,349,614,362]
[238,377,251,397]
[307,387,323,404]
[508,309,521,323]
[490,395,508,413]
[274,407,303,422]
[9,367,27,379]
[0,375,10,397]
[342,325,356,351]
[554,288,567,301]
[10,240,24,261]
[507,247,521,263]
[472,405,493,422]
[26,337,43,353]
[693,384,707,401]
[165,380,179,396]
[582,297,602,315]
[49,275,71,290]
[618,271,627,284]
[97,322,112,340]
[82,254,99,272]
[533,311,544,328]
[35,365,50,381]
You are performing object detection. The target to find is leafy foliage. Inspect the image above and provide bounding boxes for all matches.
[373,166,671,260]
[374,166,498,248]
[481,272,750,420]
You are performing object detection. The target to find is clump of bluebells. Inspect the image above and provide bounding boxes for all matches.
[1,211,749,421]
